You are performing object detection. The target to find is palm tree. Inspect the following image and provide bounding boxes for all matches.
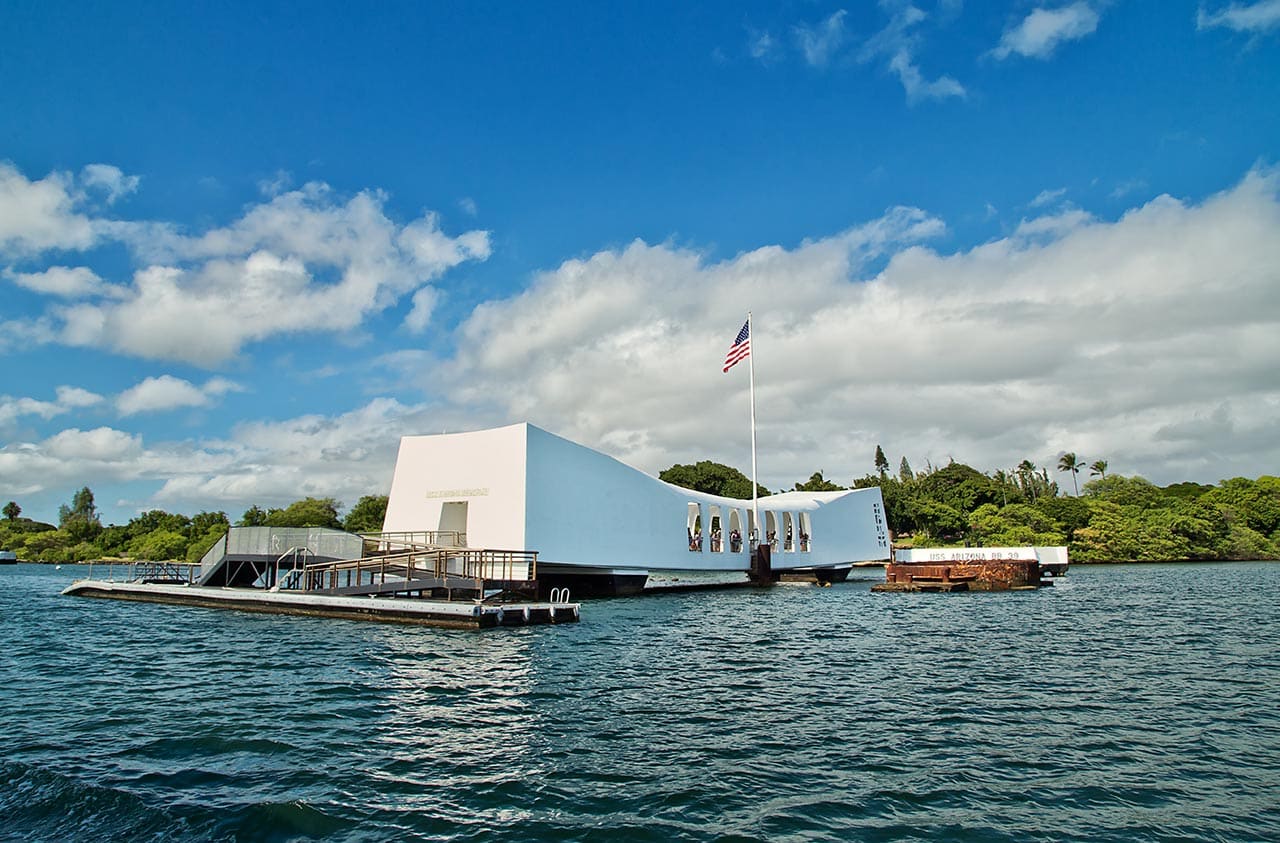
[1058,452,1085,496]
[992,469,1018,506]
[1016,460,1037,501]
[1089,459,1108,479]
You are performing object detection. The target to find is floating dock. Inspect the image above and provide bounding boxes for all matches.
[63,579,577,628]
[62,529,579,629]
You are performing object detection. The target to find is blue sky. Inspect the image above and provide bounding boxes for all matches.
[2,0,1279,526]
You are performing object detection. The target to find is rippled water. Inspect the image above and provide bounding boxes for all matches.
[2,562,1278,842]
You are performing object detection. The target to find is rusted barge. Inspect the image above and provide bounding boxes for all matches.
[872,546,1067,593]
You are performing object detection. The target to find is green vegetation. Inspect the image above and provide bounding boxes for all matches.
[659,461,769,499]
[1057,452,1085,496]
[793,471,845,492]
[4,452,1277,564]
[0,490,390,565]
[343,495,390,533]
[845,447,1280,562]
[657,449,1279,562]
[874,446,889,478]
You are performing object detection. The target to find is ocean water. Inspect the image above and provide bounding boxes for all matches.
[2,562,1278,842]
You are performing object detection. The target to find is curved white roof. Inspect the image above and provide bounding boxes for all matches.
[383,422,889,572]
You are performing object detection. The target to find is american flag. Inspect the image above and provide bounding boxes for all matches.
[722,319,751,373]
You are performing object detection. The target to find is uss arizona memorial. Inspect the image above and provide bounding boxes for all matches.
[382,423,892,595]
[63,422,1062,623]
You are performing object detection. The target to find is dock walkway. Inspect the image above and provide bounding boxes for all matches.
[63,530,579,629]
[63,579,578,628]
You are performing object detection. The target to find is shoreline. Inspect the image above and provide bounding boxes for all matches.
[9,556,1279,568]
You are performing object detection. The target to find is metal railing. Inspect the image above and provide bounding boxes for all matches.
[361,530,468,551]
[291,547,537,596]
[272,546,313,591]
[82,559,201,584]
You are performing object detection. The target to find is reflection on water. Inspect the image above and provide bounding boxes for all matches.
[1,562,1279,841]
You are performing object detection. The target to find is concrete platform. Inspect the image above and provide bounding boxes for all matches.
[62,579,579,629]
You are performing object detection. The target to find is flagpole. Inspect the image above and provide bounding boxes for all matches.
[748,311,758,547]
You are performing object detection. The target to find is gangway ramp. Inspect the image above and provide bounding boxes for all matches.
[298,546,538,600]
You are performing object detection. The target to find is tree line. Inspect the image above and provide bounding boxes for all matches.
[0,490,388,564]
[662,450,1280,562]
[5,450,1278,563]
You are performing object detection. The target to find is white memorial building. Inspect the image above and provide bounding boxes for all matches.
[383,423,891,595]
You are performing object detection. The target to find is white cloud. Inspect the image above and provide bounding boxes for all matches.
[5,266,110,298]
[423,167,1280,491]
[1016,190,1091,237]
[0,385,103,427]
[0,163,98,256]
[6,169,1280,523]
[0,397,471,516]
[116,374,242,416]
[258,170,292,197]
[0,396,62,426]
[0,206,949,517]
[4,175,493,366]
[117,376,210,416]
[886,49,967,102]
[44,427,143,461]
[1012,207,1093,238]
[0,162,143,258]
[403,287,439,334]
[436,205,949,469]
[202,377,241,397]
[0,426,179,497]
[794,10,848,66]
[0,315,57,354]
[55,386,105,408]
[80,164,140,204]
[755,4,961,101]
[992,3,1101,60]
[1110,178,1147,199]
[861,1,966,103]
[150,398,421,510]
[747,29,778,61]
[1197,0,1280,33]
[398,212,492,268]
[1029,187,1068,208]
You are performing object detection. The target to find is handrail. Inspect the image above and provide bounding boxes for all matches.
[360,530,469,551]
[293,547,537,593]
[273,546,313,591]
[127,560,198,584]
